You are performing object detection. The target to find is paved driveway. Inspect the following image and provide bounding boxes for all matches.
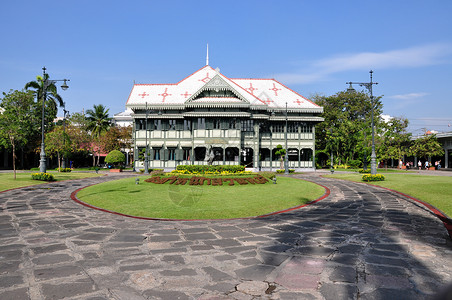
[0,173,451,299]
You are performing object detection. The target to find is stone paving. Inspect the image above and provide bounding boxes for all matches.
[0,172,451,299]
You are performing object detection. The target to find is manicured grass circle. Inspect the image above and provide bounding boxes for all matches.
[76,176,325,219]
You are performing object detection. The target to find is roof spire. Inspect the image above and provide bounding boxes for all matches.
[206,43,209,66]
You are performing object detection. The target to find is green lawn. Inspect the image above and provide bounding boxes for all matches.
[76,176,326,219]
[0,172,103,192]
[326,173,452,217]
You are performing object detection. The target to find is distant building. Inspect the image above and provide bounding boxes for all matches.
[432,131,452,168]
[411,131,452,168]
[125,65,324,171]
[113,109,133,127]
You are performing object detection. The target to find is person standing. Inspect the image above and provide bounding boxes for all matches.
[418,160,422,170]
[425,160,429,170]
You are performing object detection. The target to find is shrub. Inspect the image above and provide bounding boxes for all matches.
[145,175,269,186]
[276,169,295,173]
[105,150,125,168]
[31,172,55,181]
[362,174,385,182]
[57,168,72,172]
[175,165,245,174]
[358,169,371,174]
[348,160,362,169]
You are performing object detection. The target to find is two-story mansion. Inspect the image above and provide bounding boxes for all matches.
[126,65,324,171]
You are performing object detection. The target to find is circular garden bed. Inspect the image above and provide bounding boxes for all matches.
[75,174,326,220]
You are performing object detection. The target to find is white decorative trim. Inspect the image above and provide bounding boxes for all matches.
[186,74,250,104]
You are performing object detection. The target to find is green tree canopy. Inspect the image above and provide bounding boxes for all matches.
[0,90,35,179]
[25,73,64,137]
[98,125,132,153]
[105,150,125,167]
[45,125,74,170]
[378,117,412,166]
[86,104,112,138]
[69,112,90,131]
[314,90,383,166]
[410,134,444,160]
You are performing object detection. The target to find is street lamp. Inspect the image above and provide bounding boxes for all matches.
[39,67,70,173]
[61,103,69,169]
[346,70,378,175]
[144,102,149,174]
[284,102,289,175]
[329,128,334,174]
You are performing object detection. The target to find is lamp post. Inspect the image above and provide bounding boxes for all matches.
[346,70,378,175]
[61,103,69,169]
[284,102,289,175]
[144,102,149,174]
[39,67,70,173]
[329,128,334,174]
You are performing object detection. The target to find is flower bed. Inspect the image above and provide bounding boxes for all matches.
[362,174,385,182]
[174,165,245,175]
[31,172,55,181]
[145,175,269,186]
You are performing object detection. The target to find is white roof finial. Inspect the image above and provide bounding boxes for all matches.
[206,43,209,66]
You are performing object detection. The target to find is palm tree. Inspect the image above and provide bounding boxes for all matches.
[85,104,112,138]
[25,72,65,170]
[25,73,64,111]
[85,104,112,166]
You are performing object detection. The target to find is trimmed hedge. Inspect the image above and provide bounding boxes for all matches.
[31,172,55,181]
[276,169,295,174]
[145,175,269,186]
[175,165,245,174]
[358,169,371,174]
[57,168,72,172]
[362,174,385,182]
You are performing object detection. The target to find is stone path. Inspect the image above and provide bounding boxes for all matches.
[0,173,451,299]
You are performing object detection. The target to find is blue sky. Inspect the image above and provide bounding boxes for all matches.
[1,1,451,134]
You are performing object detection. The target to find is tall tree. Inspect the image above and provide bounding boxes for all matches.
[25,73,66,159]
[313,90,383,166]
[85,104,112,166]
[25,73,64,132]
[45,126,71,170]
[379,117,412,168]
[98,125,132,153]
[86,104,112,138]
[410,134,444,162]
[69,112,90,131]
[25,73,64,107]
[0,90,35,179]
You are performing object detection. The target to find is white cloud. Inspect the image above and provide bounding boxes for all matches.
[387,92,429,100]
[315,44,451,72]
[274,43,452,84]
